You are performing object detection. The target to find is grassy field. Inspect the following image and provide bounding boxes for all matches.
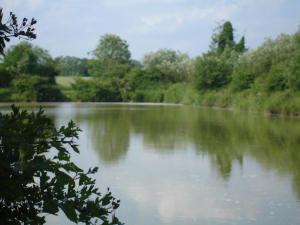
[55,76,91,88]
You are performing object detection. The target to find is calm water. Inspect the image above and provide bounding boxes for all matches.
[1,103,300,225]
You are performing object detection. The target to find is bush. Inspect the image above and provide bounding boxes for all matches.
[288,31,300,91]
[71,78,122,102]
[264,63,288,92]
[142,49,192,82]
[0,66,13,88]
[0,106,121,224]
[0,88,12,102]
[164,83,187,103]
[11,75,64,102]
[133,89,164,102]
[193,55,232,90]
[3,42,58,84]
[231,70,255,92]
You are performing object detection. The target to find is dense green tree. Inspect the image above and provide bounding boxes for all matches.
[264,63,288,92]
[217,21,234,54]
[55,56,89,76]
[231,33,296,92]
[11,75,64,102]
[0,64,13,87]
[193,55,232,90]
[89,34,131,77]
[210,21,246,55]
[0,42,63,101]
[101,64,131,79]
[142,49,192,82]
[3,42,58,83]
[0,106,121,224]
[288,30,300,90]
[235,36,246,53]
[71,78,122,102]
[0,8,37,55]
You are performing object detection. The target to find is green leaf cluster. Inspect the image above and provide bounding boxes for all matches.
[0,42,63,102]
[89,34,131,77]
[55,56,89,77]
[0,105,122,224]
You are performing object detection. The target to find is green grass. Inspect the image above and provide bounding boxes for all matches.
[55,76,91,88]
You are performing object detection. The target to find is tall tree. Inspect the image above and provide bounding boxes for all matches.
[3,42,58,83]
[142,49,192,82]
[55,56,89,76]
[288,31,300,90]
[217,21,234,54]
[89,34,131,77]
[209,21,246,55]
[235,36,246,53]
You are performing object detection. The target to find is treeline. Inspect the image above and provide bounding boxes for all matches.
[1,21,300,115]
[0,42,64,101]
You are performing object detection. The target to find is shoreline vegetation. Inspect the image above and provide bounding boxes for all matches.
[1,21,300,117]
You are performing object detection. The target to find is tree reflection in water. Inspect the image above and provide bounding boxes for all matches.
[51,104,300,201]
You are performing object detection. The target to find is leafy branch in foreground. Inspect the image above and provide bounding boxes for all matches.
[0,8,37,55]
[0,105,122,225]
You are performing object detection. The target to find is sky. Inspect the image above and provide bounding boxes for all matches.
[1,0,300,60]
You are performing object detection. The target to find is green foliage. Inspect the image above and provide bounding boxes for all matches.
[264,63,288,92]
[0,88,12,102]
[235,36,246,53]
[193,55,232,90]
[210,21,246,56]
[142,49,192,82]
[89,34,131,77]
[11,75,64,102]
[217,21,234,55]
[231,71,255,92]
[231,59,255,92]
[92,34,131,65]
[288,31,300,90]
[133,89,164,103]
[70,78,96,101]
[231,32,297,93]
[0,8,37,55]
[71,78,122,102]
[239,34,295,78]
[101,63,131,79]
[55,56,89,76]
[0,64,13,87]
[125,67,165,90]
[87,59,102,77]
[0,105,122,224]
[0,42,63,102]
[3,42,58,83]
[164,83,187,103]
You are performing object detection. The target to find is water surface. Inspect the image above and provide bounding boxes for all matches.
[1,103,300,225]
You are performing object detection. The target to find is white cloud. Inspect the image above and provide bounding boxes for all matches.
[27,0,45,11]
[237,0,287,11]
[139,13,184,33]
[0,0,22,9]
[125,180,246,223]
[128,2,238,35]
[101,0,187,7]
[0,0,45,12]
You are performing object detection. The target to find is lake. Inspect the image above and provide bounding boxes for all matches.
[1,103,300,225]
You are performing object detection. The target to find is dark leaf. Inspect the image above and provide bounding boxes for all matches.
[60,201,78,222]
[43,199,59,214]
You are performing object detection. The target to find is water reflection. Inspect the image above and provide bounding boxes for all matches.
[69,104,300,201]
[72,105,131,164]
[1,103,300,224]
